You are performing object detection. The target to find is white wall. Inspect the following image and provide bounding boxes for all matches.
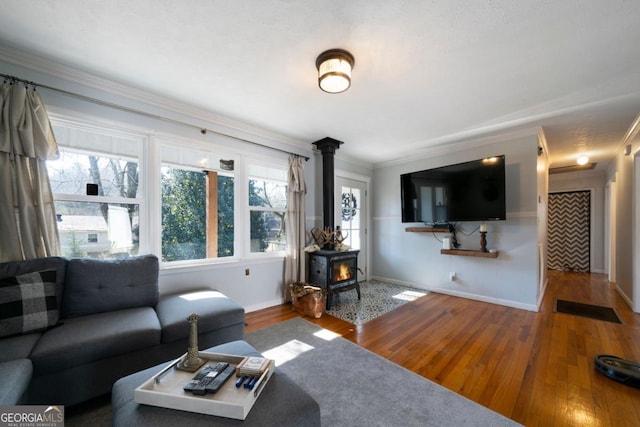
[548,170,607,273]
[612,143,637,306]
[371,133,541,311]
[0,57,322,313]
[1,54,543,313]
[536,130,550,306]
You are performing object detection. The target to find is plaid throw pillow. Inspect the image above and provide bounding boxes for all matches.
[0,269,59,338]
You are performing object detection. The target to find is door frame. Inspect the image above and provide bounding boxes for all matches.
[335,169,370,282]
[633,153,640,312]
[605,175,617,283]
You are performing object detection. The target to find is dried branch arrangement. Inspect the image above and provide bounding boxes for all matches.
[309,227,349,249]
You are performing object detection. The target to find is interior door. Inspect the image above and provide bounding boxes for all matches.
[548,190,591,272]
[336,176,367,282]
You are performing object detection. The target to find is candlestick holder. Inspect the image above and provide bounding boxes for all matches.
[480,231,488,252]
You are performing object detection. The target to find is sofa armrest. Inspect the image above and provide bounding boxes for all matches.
[155,289,245,343]
[0,359,32,405]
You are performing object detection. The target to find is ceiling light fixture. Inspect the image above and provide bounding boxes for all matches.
[316,49,355,94]
[577,155,589,165]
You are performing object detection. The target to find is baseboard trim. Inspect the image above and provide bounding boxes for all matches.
[537,276,549,310]
[245,298,285,313]
[371,275,538,312]
[614,283,634,310]
[428,287,539,312]
[370,275,428,291]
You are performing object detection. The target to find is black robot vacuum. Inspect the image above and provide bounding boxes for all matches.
[594,355,640,387]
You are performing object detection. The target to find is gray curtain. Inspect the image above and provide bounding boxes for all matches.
[283,155,307,301]
[0,82,60,262]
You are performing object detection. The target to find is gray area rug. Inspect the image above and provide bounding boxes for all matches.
[246,317,521,426]
[326,279,428,324]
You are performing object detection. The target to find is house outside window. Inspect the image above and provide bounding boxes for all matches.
[248,162,287,254]
[47,121,143,259]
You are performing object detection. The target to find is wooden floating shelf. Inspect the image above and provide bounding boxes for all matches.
[440,249,499,258]
[405,227,450,233]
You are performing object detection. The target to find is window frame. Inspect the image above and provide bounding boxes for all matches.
[48,118,147,259]
[246,158,289,258]
[48,115,291,268]
[157,137,242,267]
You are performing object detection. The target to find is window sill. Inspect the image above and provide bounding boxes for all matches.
[160,255,285,275]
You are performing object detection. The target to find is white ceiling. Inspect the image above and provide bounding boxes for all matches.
[1,0,640,168]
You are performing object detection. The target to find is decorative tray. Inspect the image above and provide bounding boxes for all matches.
[134,351,275,420]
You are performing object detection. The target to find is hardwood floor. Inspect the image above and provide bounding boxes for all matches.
[245,270,640,426]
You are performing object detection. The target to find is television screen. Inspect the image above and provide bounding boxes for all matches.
[400,155,506,223]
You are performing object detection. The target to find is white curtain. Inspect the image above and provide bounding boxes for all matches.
[283,155,307,301]
[0,82,60,262]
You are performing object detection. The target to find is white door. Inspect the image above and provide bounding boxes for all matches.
[336,176,368,282]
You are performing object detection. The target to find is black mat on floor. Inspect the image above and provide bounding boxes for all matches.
[555,299,622,324]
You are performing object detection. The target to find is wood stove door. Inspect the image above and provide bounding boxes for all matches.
[336,176,367,282]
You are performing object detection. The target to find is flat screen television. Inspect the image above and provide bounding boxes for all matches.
[400,155,506,223]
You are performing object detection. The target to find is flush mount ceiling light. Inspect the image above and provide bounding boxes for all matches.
[577,155,589,165]
[316,49,355,94]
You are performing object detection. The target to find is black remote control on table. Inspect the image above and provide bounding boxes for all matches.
[204,365,236,394]
[184,362,228,394]
[183,364,216,392]
[191,362,230,395]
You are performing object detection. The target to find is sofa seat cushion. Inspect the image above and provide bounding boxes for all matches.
[155,289,245,344]
[0,359,32,405]
[63,255,159,318]
[0,332,41,362]
[30,307,161,375]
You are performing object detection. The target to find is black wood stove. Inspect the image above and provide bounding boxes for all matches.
[308,249,360,310]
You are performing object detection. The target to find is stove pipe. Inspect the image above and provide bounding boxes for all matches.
[312,137,343,233]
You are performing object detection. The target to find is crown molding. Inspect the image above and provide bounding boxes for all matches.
[374,125,540,169]
[0,44,311,157]
[622,113,640,144]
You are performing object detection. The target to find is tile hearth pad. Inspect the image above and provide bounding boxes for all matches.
[325,280,427,325]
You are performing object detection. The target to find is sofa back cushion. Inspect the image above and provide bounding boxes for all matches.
[0,269,60,338]
[62,255,159,318]
[0,257,67,310]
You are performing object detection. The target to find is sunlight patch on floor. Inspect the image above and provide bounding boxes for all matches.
[313,328,341,341]
[262,339,314,367]
[393,290,428,301]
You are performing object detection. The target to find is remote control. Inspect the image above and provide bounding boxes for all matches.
[183,364,216,392]
[186,362,229,394]
[204,365,236,393]
[191,362,230,395]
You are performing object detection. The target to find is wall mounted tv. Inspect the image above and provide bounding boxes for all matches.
[400,155,506,224]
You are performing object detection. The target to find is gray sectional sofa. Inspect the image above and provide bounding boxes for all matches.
[0,254,245,406]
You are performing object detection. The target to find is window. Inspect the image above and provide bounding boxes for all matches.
[47,122,143,259]
[248,163,287,254]
[160,144,235,263]
[47,118,290,264]
[341,185,361,250]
